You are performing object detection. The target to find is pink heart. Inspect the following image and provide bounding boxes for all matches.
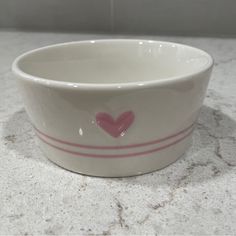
[96,111,135,138]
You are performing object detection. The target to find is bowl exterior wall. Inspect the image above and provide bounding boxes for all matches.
[15,68,212,177]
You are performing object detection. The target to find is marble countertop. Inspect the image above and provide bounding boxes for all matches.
[0,30,236,235]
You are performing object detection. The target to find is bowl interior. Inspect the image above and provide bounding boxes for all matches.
[16,40,212,84]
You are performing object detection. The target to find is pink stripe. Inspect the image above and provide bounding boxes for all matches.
[34,123,194,150]
[36,128,193,158]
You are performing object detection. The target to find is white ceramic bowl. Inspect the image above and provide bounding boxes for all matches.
[12,40,213,177]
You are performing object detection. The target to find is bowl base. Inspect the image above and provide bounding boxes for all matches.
[37,135,192,177]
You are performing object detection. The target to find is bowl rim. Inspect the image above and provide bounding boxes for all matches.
[12,39,214,91]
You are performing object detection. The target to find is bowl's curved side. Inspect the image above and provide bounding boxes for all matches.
[14,63,212,176]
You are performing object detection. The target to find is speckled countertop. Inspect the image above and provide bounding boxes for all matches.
[0,30,236,235]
